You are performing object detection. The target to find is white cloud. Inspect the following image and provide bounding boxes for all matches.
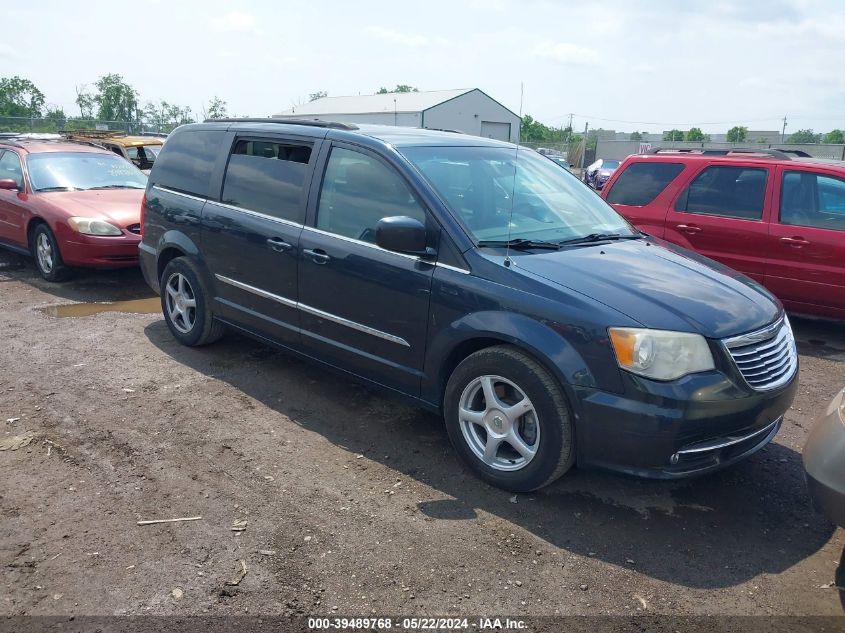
[532,41,599,66]
[209,11,259,33]
[367,26,429,47]
[0,43,16,60]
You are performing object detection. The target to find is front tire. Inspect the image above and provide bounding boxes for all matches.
[160,257,224,346]
[31,224,70,282]
[444,345,575,492]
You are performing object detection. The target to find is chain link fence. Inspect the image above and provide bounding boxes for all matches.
[0,116,177,134]
[594,139,845,161]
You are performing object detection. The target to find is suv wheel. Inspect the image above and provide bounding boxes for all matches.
[31,224,70,282]
[444,345,575,492]
[160,257,225,346]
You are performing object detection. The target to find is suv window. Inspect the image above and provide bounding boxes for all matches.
[781,170,845,232]
[0,150,23,188]
[316,146,426,243]
[676,165,767,220]
[606,162,684,206]
[221,138,312,222]
[152,129,226,198]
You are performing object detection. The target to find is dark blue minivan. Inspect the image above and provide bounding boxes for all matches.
[139,119,798,492]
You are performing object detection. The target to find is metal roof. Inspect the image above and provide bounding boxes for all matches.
[274,89,474,117]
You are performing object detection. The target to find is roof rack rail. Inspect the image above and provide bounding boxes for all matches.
[61,129,127,139]
[645,147,794,160]
[772,148,814,158]
[208,117,359,130]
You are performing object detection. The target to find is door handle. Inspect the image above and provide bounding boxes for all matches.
[676,224,702,234]
[779,236,810,247]
[303,248,330,264]
[266,237,292,252]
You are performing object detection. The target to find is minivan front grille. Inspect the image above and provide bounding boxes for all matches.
[723,317,797,391]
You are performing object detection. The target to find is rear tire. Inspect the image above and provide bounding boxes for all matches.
[31,224,71,282]
[444,345,575,492]
[160,257,224,346]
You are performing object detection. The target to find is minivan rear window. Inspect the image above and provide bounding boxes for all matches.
[606,162,684,206]
[152,129,225,198]
[221,139,312,222]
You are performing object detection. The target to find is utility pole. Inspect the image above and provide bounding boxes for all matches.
[581,121,589,169]
[781,115,788,143]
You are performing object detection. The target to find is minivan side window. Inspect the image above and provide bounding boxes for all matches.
[221,139,312,223]
[606,162,684,206]
[152,129,226,198]
[676,165,767,220]
[781,171,845,232]
[316,147,426,243]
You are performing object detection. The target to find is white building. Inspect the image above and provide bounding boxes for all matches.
[274,88,521,143]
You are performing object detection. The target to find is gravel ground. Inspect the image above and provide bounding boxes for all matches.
[0,249,843,618]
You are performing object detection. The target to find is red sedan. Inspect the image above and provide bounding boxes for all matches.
[0,138,147,281]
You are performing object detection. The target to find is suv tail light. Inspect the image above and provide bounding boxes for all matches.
[140,192,146,236]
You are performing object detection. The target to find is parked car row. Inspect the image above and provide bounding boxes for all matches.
[0,124,842,526]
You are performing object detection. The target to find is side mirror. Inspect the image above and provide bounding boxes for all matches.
[0,179,19,191]
[376,216,431,256]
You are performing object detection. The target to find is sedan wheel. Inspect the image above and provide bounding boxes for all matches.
[35,233,54,274]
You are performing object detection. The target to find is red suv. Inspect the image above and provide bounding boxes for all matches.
[0,137,147,281]
[601,148,845,320]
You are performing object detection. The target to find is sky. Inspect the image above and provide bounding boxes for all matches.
[3,0,844,135]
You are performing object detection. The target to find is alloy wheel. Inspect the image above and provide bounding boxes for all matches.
[458,375,540,472]
[165,272,197,334]
[36,233,53,274]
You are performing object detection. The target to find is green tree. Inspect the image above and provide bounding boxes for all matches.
[93,73,139,122]
[788,129,818,143]
[74,85,95,119]
[629,131,642,141]
[206,96,227,119]
[823,129,845,144]
[44,105,66,120]
[308,91,327,102]
[0,76,45,117]
[663,129,684,142]
[726,126,748,143]
[376,85,418,94]
[686,127,705,142]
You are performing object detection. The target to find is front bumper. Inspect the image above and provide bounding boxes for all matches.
[803,389,845,527]
[58,232,141,268]
[574,368,798,478]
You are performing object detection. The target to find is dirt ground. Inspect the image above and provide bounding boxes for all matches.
[1,248,843,618]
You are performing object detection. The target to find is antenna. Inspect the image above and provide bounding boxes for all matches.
[504,82,524,268]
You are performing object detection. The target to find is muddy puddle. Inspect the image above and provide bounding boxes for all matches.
[39,297,160,318]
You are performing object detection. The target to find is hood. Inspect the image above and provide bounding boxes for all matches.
[40,189,144,228]
[512,238,780,339]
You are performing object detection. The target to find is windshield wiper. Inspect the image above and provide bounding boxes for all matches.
[477,238,561,250]
[559,232,641,245]
[86,185,143,190]
[35,186,79,192]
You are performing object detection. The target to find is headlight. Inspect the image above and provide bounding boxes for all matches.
[67,217,123,236]
[609,327,715,381]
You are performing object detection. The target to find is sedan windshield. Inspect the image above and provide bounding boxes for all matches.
[26,152,147,192]
[400,146,635,243]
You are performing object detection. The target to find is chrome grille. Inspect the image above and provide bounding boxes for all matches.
[723,317,797,391]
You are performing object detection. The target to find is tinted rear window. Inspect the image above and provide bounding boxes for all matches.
[606,161,684,206]
[221,139,311,222]
[151,129,225,197]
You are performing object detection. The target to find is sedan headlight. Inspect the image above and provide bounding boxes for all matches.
[609,327,715,381]
[67,217,123,236]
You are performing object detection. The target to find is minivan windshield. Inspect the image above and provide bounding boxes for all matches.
[400,146,636,243]
[26,152,147,192]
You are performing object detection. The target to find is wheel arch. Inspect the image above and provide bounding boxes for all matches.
[424,311,595,411]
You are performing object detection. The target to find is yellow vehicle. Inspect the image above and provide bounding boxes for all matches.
[60,130,164,174]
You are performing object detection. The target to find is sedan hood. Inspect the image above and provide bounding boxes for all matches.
[40,189,144,228]
[512,238,780,339]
